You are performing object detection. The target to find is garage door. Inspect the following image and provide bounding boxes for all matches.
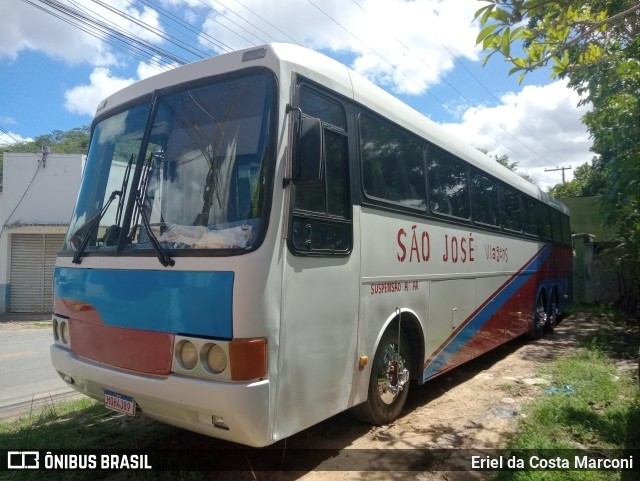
[9,233,65,312]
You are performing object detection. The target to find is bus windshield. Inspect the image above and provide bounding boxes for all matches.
[65,71,275,257]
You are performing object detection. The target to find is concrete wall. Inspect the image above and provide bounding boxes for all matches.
[561,196,623,304]
[0,153,84,312]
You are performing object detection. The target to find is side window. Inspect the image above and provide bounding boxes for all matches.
[539,203,552,239]
[523,197,551,238]
[360,112,425,210]
[291,87,351,254]
[561,214,571,244]
[428,147,470,219]
[502,185,522,232]
[550,208,563,242]
[470,168,500,227]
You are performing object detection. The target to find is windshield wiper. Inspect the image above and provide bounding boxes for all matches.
[134,191,175,267]
[71,153,136,264]
[71,190,120,264]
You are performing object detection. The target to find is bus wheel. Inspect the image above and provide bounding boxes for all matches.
[545,291,560,334]
[527,293,547,340]
[354,327,411,425]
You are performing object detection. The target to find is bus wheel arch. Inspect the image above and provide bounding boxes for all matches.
[377,309,424,383]
[354,310,422,425]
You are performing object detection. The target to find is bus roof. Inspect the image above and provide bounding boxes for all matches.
[93,43,569,215]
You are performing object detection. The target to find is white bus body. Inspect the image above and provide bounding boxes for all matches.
[51,44,572,447]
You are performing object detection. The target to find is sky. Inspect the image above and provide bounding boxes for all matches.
[0,0,591,189]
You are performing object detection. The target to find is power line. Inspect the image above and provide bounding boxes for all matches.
[306,0,450,108]
[138,0,233,53]
[545,165,573,183]
[68,0,180,69]
[307,0,554,169]
[0,156,44,239]
[21,0,572,178]
[96,0,213,61]
[232,0,303,46]
[0,125,22,145]
[192,0,262,48]
[23,0,189,67]
[348,0,565,168]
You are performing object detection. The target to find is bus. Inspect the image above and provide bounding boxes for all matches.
[51,43,572,447]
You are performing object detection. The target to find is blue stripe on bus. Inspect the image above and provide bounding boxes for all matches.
[54,267,234,338]
[422,245,552,381]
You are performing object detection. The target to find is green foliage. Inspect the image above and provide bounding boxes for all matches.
[474,1,639,80]
[477,147,537,184]
[0,400,203,480]
[1,126,90,156]
[492,308,640,481]
[548,158,607,198]
[475,0,640,310]
[1,126,90,186]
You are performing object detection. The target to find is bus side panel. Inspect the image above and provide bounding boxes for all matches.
[422,242,575,380]
[422,244,551,379]
[357,205,569,390]
[274,222,361,441]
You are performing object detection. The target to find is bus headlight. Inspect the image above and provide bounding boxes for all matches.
[52,316,71,348]
[177,340,198,370]
[53,318,59,341]
[60,321,70,345]
[172,336,266,381]
[204,344,227,374]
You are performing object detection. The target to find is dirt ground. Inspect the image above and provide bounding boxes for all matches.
[230,313,638,481]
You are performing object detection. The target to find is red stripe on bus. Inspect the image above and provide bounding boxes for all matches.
[60,300,174,375]
[422,244,570,377]
[423,247,546,371]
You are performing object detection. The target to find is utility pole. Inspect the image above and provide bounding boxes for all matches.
[545,165,572,183]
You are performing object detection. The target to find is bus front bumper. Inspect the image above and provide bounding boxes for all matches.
[51,345,272,447]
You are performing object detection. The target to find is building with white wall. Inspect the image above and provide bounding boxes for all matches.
[0,152,83,313]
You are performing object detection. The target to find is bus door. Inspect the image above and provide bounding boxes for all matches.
[275,85,360,439]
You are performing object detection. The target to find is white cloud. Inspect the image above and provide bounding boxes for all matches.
[136,58,179,80]
[0,0,164,66]
[3,0,592,190]
[64,68,135,116]
[198,0,481,95]
[0,115,17,125]
[0,1,113,66]
[0,131,31,146]
[439,80,592,189]
[0,115,30,145]
[63,58,179,116]
[53,0,483,120]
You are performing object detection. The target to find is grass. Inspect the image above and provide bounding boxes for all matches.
[492,306,640,481]
[32,321,52,329]
[0,397,150,451]
[0,397,205,480]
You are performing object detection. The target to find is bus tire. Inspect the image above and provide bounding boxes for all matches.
[527,292,547,340]
[354,327,411,425]
[545,290,560,334]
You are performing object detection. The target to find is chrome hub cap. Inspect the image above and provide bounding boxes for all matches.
[376,343,409,405]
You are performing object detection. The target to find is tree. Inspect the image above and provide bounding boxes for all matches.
[475,0,640,312]
[548,157,606,198]
[477,147,537,184]
[1,126,90,185]
[10,126,91,154]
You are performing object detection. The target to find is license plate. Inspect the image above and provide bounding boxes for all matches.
[104,390,136,416]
